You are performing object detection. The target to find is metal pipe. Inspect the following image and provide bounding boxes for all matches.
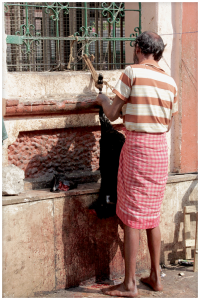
[139,2,142,34]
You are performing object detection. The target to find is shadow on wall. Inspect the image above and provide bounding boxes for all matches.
[160,180,198,264]
[61,103,124,288]
[62,198,124,288]
[11,125,100,181]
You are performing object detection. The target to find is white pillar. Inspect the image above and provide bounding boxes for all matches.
[2,2,8,99]
[125,2,183,173]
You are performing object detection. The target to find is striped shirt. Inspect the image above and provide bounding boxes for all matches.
[112,59,178,133]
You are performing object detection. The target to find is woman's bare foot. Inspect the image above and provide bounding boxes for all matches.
[101,282,138,298]
[140,275,163,291]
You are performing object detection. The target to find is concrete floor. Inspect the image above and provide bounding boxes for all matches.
[34,265,198,298]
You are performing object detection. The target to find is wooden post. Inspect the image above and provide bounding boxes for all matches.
[184,206,197,260]
[2,98,6,117]
[193,212,198,272]
[184,206,192,259]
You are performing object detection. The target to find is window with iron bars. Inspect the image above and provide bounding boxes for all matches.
[4,2,141,72]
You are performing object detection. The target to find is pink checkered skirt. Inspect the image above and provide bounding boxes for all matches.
[116,130,168,229]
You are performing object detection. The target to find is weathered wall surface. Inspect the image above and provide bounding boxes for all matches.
[180,2,198,173]
[3,71,173,174]
[2,186,149,298]
[125,2,140,65]
[136,2,198,174]
[2,69,124,177]
[7,124,124,180]
[4,71,121,101]
[8,127,101,178]
[157,2,183,174]
[125,2,183,173]
[3,199,55,297]
[160,177,198,264]
[2,2,7,100]
[2,176,197,298]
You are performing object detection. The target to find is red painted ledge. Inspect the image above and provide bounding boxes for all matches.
[4,98,104,118]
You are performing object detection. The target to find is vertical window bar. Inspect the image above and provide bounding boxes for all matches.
[16,5,22,71]
[59,10,65,69]
[70,2,75,70]
[64,7,69,71]
[55,6,60,70]
[76,2,83,70]
[10,5,16,71]
[107,22,110,70]
[83,2,88,56]
[30,5,35,71]
[113,21,116,69]
[95,2,98,70]
[139,2,142,34]
[99,8,103,70]
[42,7,50,71]
[120,17,123,69]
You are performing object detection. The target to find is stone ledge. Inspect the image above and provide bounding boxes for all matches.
[5,70,121,102]
[2,173,198,206]
[4,98,102,118]
[2,182,100,206]
[167,173,198,184]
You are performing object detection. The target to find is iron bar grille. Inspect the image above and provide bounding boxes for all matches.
[4,2,141,72]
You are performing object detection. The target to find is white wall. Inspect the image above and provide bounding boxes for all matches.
[2,2,8,99]
[125,2,183,173]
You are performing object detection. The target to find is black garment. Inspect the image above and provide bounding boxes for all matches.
[90,107,125,219]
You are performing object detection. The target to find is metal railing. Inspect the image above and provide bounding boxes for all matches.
[4,2,141,71]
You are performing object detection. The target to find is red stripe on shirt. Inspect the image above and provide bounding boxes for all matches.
[125,114,170,125]
[133,78,176,95]
[120,72,132,88]
[129,96,173,109]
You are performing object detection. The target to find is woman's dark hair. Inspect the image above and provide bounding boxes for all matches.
[134,31,166,61]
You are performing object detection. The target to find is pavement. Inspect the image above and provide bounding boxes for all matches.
[34,264,198,298]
